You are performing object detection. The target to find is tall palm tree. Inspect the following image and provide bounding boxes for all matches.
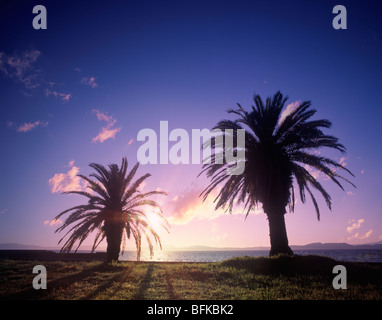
[200,91,355,256]
[54,157,169,262]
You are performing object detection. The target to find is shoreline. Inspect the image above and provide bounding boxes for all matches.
[1,249,382,265]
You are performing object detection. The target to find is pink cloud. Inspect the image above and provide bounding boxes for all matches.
[339,157,347,167]
[0,50,41,89]
[91,109,121,143]
[44,218,63,227]
[93,109,114,123]
[347,229,373,240]
[62,94,71,101]
[279,100,300,125]
[138,181,147,191]
[49,161,88,193]
[346,218,373,241]
[166,184,262,225]
[363,230,373,239]
[303,163,330,182]
[17,120,48,132]
[0,50,72,100]
[347,218,364,233]
[167,187,205,224]
[45,88,71,102]
[81,76,98,88]
[92,127,121,143]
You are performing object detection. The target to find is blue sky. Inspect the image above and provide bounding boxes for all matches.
[0,0,381,250]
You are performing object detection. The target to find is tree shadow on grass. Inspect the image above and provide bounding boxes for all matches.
[133,263,154,300]
[165,267,180,299]
[220,255,382,285]
[82,264,136,300]
[1,262,124,300]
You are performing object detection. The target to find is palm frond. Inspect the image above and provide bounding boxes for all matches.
[199,91,355,222]
[54,157,168,259]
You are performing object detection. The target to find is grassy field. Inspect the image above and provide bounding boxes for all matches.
[0,255,381,300]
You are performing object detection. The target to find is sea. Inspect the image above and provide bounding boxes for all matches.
[119,249,382,263]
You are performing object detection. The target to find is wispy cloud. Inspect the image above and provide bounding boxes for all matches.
[16,120,48,133]
[45,88,71,102]
[303,154,349,183]
[347,218,364,233]
[49,161,88,193]
[166,184,262,225]
[339,157,347,167]
[346,218,372,240]
[279,100,300,125]
[0,50,42,89]
[81,76,98,88]
[0,49,74,101]
[348,229,373,240]
[44,218,63,227]
[91,109,121,143]
[166,186,209,225]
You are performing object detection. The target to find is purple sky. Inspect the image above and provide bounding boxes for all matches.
[0,0,381,251]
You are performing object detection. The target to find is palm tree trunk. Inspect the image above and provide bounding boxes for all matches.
[105,223,123,262]
[267,212,293,256]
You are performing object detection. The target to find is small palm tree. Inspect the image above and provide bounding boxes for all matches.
[200,91,354,256]
[54,157,169,262]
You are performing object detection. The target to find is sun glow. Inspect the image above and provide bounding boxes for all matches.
[146,209,164,231]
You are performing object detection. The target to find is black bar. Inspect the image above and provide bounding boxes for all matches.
[1,300,377,319]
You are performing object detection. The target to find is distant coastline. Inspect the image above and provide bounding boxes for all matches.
[1,241,382,252]
[1,242,382,263]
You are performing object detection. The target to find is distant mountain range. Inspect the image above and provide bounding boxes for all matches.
[0,243,60,250]
[176,241,382,251]
[1,241,382,251]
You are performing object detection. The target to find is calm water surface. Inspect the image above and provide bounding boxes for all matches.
[119,249,382,263]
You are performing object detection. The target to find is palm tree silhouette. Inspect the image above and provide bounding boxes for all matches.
[54,157,169,262]
[200,91,354,256]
